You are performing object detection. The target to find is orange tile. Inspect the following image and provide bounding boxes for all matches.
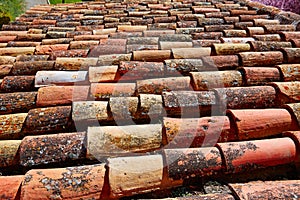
[227,109,294,140]
[91,83,136,100]
[239,51,283,67]
[36,86,90,107]
[0,175,23,200]
[21,164,106,200]
[217,137,296,173]
[239,67,281,86]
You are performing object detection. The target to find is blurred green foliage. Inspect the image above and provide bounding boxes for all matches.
[0,0,26,21]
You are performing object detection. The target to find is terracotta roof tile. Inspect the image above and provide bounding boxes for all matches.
[0,0,299,198]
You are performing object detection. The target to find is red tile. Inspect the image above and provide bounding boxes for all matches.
[239,51,283,67]
[35,44,69,55]
[89,44,126,56]
[37,86,89,107]
[137,77,191,94]
[253,34,281,41]
[229,180,300,199]
[282,48,300,64]
[0,175,23,200]
[280,31,300,41]
[22,106,72,135]
[230,9,257,16]
[49,49,89,60]
[1,76,35,92]
[16,34,46,42]
[193,39,221,47]
[223,30,247,37]
[192,32,223,40]
[270,82,300,104]
[178,194,235,200]
[21,164,106,200]
[217,137,296,173]
[0,36,17,43]
[249,41,292,51]
[90,83,136,100]
[108,155,163,198]
[205,25,234,32]
[191,70,243,91]
[19,132,86,167]
[41,38,73,45]
[227,109,294,140]
[164,147,222,180]
[291,39,300,48]
[0,140,21,167]
[118,61,164,80]
[235,21,254,29]
[264,25,296,34]
[240,15,269,22]
[201,55,239,70]
[69,40,100,50]
[239,67,281,86]
[10,61,55,75]
[74,34,108,41]
[54,57,98,70]
[163,116,234,148]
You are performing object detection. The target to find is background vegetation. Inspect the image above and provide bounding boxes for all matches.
[0,0,25,20]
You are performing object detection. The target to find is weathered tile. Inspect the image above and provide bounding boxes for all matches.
[54,57,98,70]
[35,44,69,55]
[239,51,283,67]
[172,47,211,59]
[49,49,89,60]
[21,164,106,199]
[264,25,296,34]
[201,55,239,70]
[41,38,73,45]
[118,61,164,80]
[69,40,100,49]
[163,116,234,148]
[193,39,221,47]
[143,29,175,37]
[0,56,16,65]
[271,81,300,104]
[89,66,118,83]
[240,15,269,22]
[240,67,281,86]
[165,147,222,181]
[87,124,162,158]
[212,43,250,55]
[215,86,276,109]
[280,31,300,41]
[1,76,35,92]
[276,64,300,81]
[97,54,132,66]
[165,59,213,76]
[205,25,234,32]
[217,138,296,173]
[117,25,147,32]
[248,41,292,51]
[7,41,41,47]
[0,47,35,56]
[282,48,300,64]
[90,83,136,100]
[0,92,37,114]
[192,32,223,40]
[223,30,247,37]
[139,94,163,118]
[20,132,86,167]
[229,180,300,200]
[22,106,72,135]
[36,86,90,107]
[10,61,55,75]
[159,34,192,42]
[284,103,300,128]
[16,55,49,62]
[109,97,139,120]
[191,71,243,91]
[108,155,163,198]
[16,34,46,41]
[72,101,109,121]
[220,37,255,43]
[0,140,21,167]
[35,71,88,87]
[133,50,171,62]
[137,77,191,94]
[253,34,282,41]
[89,44,126,56]
[0,113,28,139]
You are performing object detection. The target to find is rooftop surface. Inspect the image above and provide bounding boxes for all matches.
[0,0,300,199]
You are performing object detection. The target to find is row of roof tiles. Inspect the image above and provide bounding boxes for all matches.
[0,131,299,199]
[0,105,299,168]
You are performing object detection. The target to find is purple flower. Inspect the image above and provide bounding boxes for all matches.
[252,0,300,14]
